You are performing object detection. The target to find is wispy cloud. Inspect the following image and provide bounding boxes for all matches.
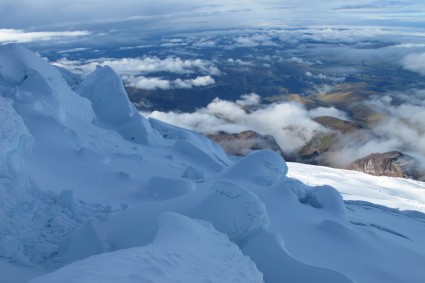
[0,29,90,44]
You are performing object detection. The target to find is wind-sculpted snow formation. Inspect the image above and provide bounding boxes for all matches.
[1,44,425,283]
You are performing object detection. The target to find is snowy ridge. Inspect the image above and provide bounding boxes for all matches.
[1,45,425,283]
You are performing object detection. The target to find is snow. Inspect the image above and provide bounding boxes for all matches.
[1,45,425,283]
[76,65,155,145]
[287,162,425,213]
[29,213,264,283]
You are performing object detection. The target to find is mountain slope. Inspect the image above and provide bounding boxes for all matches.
[1,44,425,283]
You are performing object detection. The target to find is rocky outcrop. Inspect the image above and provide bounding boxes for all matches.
[349,151,422,179]
[206,130,286,159]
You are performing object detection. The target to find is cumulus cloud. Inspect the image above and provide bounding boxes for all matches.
[235,93,261,106]
[0,29,89,43]
[126,76,171,90]
[54,56,220,76]
[402,52,425,76]
[190,75,216,87]
[54,56,218,90]
[149,93,331,154]
[126,75,215,90]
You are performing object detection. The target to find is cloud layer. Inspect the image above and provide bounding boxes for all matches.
[54,56,219,90]
[149,93,336,154]
[0,29,89,43]
[125,75,215,90]
[2,0,425,32]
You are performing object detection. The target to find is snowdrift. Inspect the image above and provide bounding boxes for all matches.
[1,44,425,283]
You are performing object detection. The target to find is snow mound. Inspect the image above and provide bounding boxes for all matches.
[220,150,288,186]
[243,232,353,283]
[96,180,269,253]
[193,180,270,244]
[76,65,154,145]
[290,183,347,220]
[59,219,109,265]
[150,118,231,170]
[30,213,264,283]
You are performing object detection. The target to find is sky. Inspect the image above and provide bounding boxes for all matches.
[1,0,425,31]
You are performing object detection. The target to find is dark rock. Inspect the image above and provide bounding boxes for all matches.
[349,151,422,179]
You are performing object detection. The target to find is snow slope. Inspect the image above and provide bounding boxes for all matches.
[1,44,425,283]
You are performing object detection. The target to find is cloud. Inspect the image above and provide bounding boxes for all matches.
[0,29,89,43]
[325,92,425,167]
[55,56,218,90]
[2,0,425,37]
[305,71,346,83]
[126,75,215,90]
[402,52,425,76]
[54,56,220,76]
[226,58,254,66]
[189,75,215,87]
[126,76,171,90]
[308,107,349,120]
[232,33,277,48]
[235,93,261,106]
[149,93,331,154]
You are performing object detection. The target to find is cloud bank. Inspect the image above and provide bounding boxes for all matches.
[149,93,335,154]
[323,90,425,168]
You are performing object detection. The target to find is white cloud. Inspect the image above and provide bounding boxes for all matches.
[235,93,261,106]
[309,107,349,120]
[402,52,425,76]
[55,57,218,90]
[289,57,312,65]
[0,29,89,43]
[326,93,425,167]
[227,58,254,66]
[305,71,346,82]
[149,94,330,154]
[232,33,277,48]
[54,56,220,76]
[126,76,171,90]
[125,75,215,90]
[190,75,215,87]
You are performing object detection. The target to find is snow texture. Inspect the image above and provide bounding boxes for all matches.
[29,213,264,283]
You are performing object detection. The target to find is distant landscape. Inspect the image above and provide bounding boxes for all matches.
[43,28,425,179]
